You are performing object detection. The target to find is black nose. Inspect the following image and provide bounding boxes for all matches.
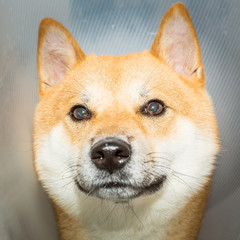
[90,138,131,174]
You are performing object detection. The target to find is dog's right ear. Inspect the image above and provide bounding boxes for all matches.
[151,3,204,86]
[37,18,85,97]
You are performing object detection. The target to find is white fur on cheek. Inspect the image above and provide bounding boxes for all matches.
[170,117,217,188]
[35,123,81,213]
[148,116,218,218]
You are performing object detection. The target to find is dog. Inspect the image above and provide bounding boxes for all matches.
[33,3,219,240]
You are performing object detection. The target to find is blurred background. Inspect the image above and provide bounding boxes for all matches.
[0,0,239,239]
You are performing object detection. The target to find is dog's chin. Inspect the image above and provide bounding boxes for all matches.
[75,176,166,202]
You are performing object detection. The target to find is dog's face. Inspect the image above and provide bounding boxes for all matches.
[34,3,219,220]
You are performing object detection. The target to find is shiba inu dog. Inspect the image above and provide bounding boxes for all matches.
[33,3,219,240]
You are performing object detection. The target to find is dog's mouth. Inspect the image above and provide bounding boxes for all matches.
[75,175,166,201]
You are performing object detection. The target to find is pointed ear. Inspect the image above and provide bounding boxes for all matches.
[151,3,204,85]
[37,18,85,96]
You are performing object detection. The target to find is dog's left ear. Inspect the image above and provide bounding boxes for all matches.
[151,3,204,85]
[37,18,86,97]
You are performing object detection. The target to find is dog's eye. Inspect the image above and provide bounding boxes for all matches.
[70,105,91,121]
[141,100,166,116]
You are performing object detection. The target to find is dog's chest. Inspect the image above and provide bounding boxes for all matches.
[86,226,167,240]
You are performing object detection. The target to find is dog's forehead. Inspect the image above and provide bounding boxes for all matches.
[82,51,167,84]
[70,51,176,103]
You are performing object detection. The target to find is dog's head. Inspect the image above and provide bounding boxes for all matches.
[34,3,219,218]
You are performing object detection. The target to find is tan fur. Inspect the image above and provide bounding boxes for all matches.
[165,182,211,239]
[53,204,87,240]
[34,3,219,240]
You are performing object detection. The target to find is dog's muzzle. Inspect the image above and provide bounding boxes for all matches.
[75,137,166,201]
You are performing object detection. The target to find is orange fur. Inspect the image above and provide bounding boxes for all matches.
[34,3,219,240]
[35,52,218,143]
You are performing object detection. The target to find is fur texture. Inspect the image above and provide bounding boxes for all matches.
[34,3,219,240]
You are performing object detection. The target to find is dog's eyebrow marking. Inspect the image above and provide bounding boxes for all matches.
[139,65,165,100]
[139,88,149,98]
[72,78,90,103]
[81,92,89,103]
[139,66,160,99]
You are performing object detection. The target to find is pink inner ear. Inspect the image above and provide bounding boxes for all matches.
[41,29,70,86]
[164,17,195,77]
